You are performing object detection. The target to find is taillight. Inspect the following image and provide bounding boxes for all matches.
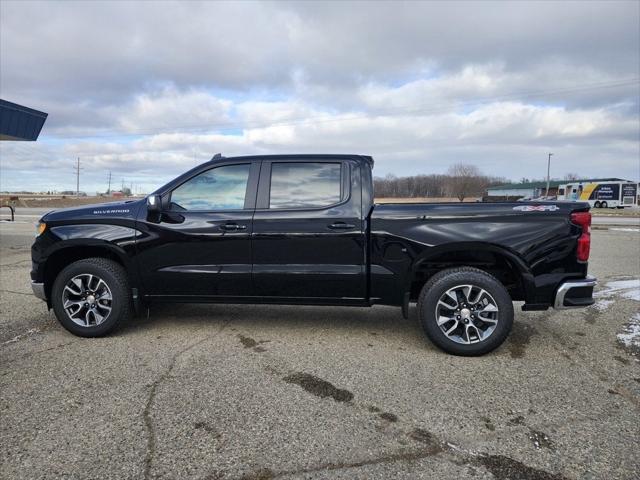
[571,211,591,262]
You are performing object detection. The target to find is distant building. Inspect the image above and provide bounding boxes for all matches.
[111,191,124,198]
[487,178,627,198]
[0,99,48,141]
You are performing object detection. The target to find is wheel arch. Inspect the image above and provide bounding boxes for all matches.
[407,242,534,303]
[43,242,138,304]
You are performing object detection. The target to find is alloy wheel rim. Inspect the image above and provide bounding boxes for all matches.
[62,274,113,327]
[434,284,499,345]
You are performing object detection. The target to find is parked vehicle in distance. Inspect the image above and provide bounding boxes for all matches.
[558,180,638,209]
[60,191,87,197]
[31,154,596,355]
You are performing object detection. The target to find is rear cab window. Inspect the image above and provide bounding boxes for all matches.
[269,162,342,209]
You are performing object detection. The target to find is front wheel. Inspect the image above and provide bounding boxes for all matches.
[417,267,514,356]
[51,258,131,337]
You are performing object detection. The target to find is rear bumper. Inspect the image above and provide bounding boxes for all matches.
[31,281,47,302]
[554,275,597,309]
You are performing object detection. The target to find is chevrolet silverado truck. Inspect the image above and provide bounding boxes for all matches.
[31,154,596,355]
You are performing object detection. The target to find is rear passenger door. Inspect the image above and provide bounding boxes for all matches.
[251,159,366,301]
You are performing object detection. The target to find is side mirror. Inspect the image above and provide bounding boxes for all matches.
[147,194,162,213]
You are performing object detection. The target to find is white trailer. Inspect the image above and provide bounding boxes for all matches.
[557,180,638,208]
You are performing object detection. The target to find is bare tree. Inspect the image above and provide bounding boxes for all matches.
[564,172,579,181]
[446,163,482,202]
[374,169,506,200]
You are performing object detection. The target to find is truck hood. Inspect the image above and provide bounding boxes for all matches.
[42,199,145,222]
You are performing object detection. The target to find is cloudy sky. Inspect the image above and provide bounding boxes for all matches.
[1,0,638,194]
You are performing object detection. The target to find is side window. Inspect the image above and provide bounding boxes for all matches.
[170,164,250,211]
[269,162,342,209]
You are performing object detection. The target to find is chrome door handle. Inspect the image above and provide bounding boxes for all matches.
[220,223,246,231]
[328,222,355,230]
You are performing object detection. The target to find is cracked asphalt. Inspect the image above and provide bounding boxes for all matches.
[1,219,639,480]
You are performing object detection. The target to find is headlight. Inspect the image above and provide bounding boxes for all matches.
[36,222,46,237]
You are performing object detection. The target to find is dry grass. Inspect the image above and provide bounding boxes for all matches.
[0,195,129,208]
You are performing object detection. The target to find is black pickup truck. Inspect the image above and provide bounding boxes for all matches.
[31,154,596,355]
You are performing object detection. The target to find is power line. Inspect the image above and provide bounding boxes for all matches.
[40,78,640,140]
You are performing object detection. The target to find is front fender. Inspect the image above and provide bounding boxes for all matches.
[32,223,141,290]
[49,224,139,245]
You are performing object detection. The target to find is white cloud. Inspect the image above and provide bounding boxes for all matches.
[0,1,638,193]
[117,87,233,133]
[2,77,638,194]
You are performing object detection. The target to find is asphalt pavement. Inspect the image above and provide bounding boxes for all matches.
[0,219,639,479]
[592,216,640,226]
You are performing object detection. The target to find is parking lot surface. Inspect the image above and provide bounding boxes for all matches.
[1,220,638,479]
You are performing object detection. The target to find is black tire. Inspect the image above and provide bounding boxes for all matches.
[51,257,131,337]
[593,201,601,208]
[600,201,608,209]
[417,267,514,356]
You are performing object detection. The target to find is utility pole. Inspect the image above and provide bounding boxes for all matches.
[107,171,112,194]
[73,157,82,196]
[545,153,553,197]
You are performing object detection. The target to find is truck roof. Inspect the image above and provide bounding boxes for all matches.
[206,153,374,168]
[152,153,375,195]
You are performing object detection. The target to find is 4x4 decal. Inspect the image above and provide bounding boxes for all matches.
[512,205,559,212]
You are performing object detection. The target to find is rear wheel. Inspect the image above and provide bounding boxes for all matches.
[51,258,131,337]
[594,201,601,208]
[417,267,514,356]
[600,201,608,208]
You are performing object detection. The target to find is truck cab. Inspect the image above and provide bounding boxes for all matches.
[138,155,369,302]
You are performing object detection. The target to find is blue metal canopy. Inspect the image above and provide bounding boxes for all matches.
[0,99,48,141]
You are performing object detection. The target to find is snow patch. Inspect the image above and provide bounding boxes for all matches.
[621,289,640,301]
[593,299,615,311]
[595,278,640,302]
[617,313,640,351]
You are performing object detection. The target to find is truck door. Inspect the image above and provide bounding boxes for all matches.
[251,159,366,301]
[136,161,259,298]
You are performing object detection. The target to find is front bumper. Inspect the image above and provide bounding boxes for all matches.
[554,275,597,309]
[31,281,47,301]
